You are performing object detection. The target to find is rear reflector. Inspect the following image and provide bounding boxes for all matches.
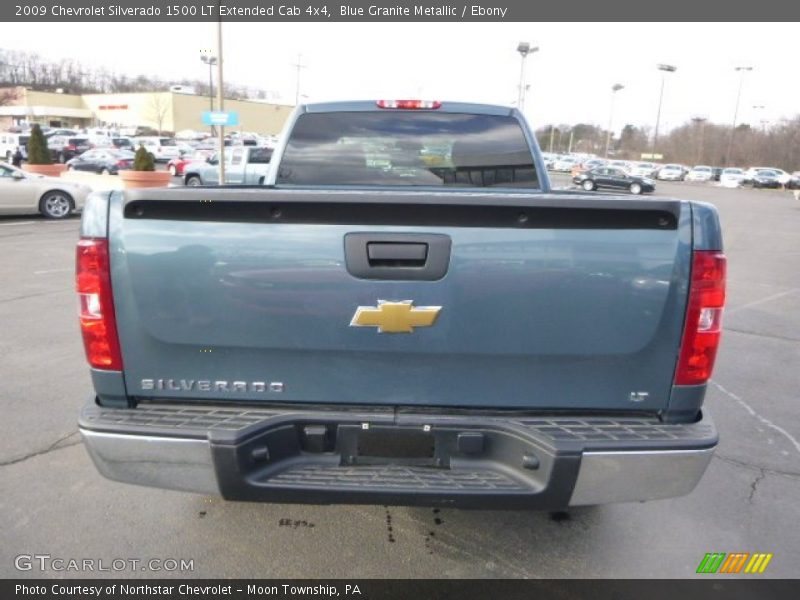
[76,238,123,370]
[376,99,442,110]
[674,251,726,385]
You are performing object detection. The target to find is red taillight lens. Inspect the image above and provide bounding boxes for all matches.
[376,99,442,109]
[66,144,76,151]
[76,238,123,370]
[674,251,726,385]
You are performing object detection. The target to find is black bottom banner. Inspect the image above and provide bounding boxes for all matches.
[4,580,798,600]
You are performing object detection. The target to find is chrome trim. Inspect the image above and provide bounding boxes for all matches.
[80,429,219,495]
[569,447,715,506]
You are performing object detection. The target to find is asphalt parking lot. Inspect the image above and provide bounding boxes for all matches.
[1,178,798,579]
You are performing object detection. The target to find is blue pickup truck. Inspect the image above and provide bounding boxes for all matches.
[76,100,725,509]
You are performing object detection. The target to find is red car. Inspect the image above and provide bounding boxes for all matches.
[166,149,214,176]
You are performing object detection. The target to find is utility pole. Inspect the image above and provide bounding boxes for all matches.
[567,129,574,154]
[200,50,217,137]
[216,15,225,184]
[548,125,555,153]
[604,83,624,158]
[292,54,307,105]
[691,116,707,164]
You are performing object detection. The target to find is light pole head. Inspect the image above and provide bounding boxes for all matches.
[657,64,677,73]
[200,53,218,65]
[735,66,753,72]
[612,83,624,92]
[517,42,538,57]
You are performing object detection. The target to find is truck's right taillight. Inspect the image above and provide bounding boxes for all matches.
[674,250,726,385]
[76,238,123,370]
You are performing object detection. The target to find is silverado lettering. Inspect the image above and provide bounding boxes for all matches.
[139,379,282,393]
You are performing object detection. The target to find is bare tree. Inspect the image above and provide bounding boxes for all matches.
[0,87,18,106]
[146,94,171,135]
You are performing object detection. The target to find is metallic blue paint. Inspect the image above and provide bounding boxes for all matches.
[107,196,693,410]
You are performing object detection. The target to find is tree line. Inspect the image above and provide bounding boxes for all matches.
[0,48,276,102]
[536,117,800,171]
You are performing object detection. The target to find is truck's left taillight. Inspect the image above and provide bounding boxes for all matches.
[674,250,726,385]
[76,238,123,370]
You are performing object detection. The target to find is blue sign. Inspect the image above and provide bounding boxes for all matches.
[202,111,239,126]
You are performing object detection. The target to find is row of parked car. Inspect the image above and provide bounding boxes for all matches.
[0,126,276,176]
[543,153,800,190]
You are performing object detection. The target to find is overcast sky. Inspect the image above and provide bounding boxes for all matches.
[1,22,797,133]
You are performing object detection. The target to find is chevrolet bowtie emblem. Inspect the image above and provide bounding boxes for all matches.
[350,300,442,333]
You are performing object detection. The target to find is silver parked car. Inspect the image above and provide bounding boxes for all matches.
[0,163,91,219]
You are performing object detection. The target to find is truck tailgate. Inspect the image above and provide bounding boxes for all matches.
[110,189,690,411]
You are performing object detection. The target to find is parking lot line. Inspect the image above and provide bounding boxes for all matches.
[0,221,36,227]
[33,268,73,275]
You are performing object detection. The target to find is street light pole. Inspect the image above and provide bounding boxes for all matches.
[604,83,624,158]
[724,66,752,166]
[292,54,307,105]
[516,41,539,111]
[652,64,677,159]
[691,116,707,164]
[216,17,225,184]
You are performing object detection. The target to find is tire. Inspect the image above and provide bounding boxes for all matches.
[168,164,177,176]
[629,183,643,195]
[582,179,595,192]
[185,175,202,187]
[67,164,75,171]
[58,153,66,163]
[39,191,73,219]
[101,168,110,175]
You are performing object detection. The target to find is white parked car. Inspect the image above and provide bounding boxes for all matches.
[607,160,632,172]
[686,166,715,182]
[719,168,746,187]
[657,164,686,181]
[0,163,91,219]
[133,137,182,162]
[540,152,557,169]
[0,132,30,161]
[552,156,581,172]
[629,162,659,178]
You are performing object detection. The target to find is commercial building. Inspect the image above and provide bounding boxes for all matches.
[0,87,293,135]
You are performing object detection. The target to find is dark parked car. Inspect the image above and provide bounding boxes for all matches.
[786,172,800,190]
[711,167,723,181]
[66,148,134,174]
[573,166,656,195]
[51,136,94,163]
[750,170,782,189]
[45,128,79,138]
[111,137,135,152]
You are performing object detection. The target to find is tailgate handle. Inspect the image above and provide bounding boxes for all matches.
[345,233,451,281]
[367,242,428,267]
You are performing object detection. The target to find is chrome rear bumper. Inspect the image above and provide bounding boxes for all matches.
[80,401,717,508]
